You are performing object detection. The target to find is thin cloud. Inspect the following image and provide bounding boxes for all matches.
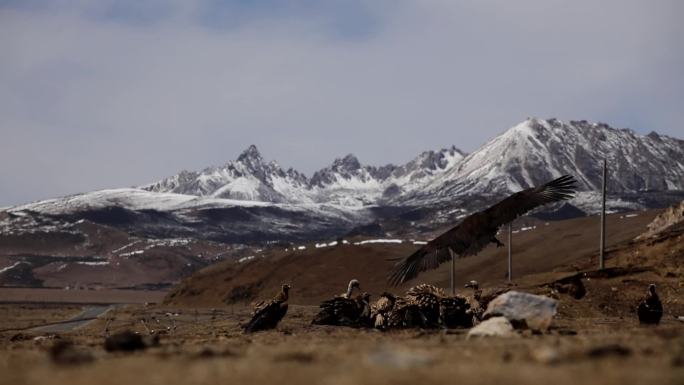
[0,1,682,206]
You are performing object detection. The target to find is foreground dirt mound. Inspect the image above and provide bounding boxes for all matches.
[166,210,662,306]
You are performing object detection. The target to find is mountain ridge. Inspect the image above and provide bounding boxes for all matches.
[142,141,467,207]
[4,117,683,243]
[141,117,684,208]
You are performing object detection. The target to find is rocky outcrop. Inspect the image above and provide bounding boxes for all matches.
[636,200,684,240]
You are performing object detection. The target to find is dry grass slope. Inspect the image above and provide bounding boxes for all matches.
[166,210,663,306]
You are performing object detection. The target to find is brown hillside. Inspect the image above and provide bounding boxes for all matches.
[166,209,662,306]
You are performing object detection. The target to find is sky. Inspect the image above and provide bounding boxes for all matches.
[1,0,682,206]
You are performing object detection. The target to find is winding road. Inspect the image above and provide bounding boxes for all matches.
[30,305,113,333]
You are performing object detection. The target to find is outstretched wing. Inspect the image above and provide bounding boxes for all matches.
[482,174,576,227]
[388,175,577,286]
[387,243,452,287]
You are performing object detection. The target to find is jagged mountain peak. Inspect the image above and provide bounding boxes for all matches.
[331,154,362,171]
[143,144,302,202]
[412,146,465,170]
[237,144,263,164]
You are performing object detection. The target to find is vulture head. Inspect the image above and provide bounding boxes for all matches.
[648,283,657,297]
[361,292,371,303]
[464,280,479,290]
[345,279,361,298]
[281,284,291,297]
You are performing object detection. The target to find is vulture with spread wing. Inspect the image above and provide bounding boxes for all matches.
[389,175,577,285]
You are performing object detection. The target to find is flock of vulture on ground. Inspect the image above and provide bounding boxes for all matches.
[243,279,664,333]
[240,174,665,333]
[243,279,501,333]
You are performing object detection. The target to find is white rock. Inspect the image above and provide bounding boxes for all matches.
[466,317,517,339]
[483,291,557,331]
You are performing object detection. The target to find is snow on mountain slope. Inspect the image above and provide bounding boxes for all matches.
[143,145,312,204]
[400,118,684,206]
[5,118,683,231]
[307,147,465,206]
[8,188,372,220]
[308,154,384,206]
[387,146,465,195]
[144,144,466,207]
[7,187,372,243]
[141,118,681,212]
[9,189,272,215]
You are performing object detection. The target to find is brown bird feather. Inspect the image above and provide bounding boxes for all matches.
[243,284,289,333]
[637,284,663,325]
[370,292,396,329]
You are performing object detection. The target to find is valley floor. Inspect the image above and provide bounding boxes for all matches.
[1,296,683,385]
[1,209,683,385]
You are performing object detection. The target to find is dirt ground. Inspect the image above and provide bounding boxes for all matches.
[1,211,682,385]
[0,302,683,385]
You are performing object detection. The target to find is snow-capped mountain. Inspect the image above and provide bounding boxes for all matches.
[4,118,684,243]
[308,147,465,206]
[143,145,311,204]
[141,118,683,210]
[398,118,684,205]
[143,144,465,207]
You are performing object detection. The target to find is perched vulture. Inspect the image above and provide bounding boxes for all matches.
[464,280,485,321]
[312,280,368,327]
[386,296,426,329]
[405,284,473,328]
[464,280,508,321]
[389,175,577,285]
[637,284,663,325]
[370,292,397,330]
[356,292,373,327]
[464,280,482,303]
[243,284,290,333]
[384,284,471,329]
[406,284,446,327]
[439,295,473,328]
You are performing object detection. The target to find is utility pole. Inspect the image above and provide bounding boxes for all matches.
[599,159,607,270]
[507,222,513,281]
[449,248,455,295]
